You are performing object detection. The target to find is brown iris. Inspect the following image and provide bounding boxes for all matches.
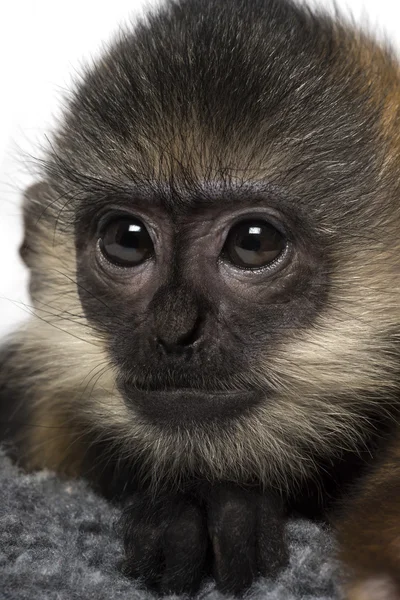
[222,220,286,269]
[99,218,154,266]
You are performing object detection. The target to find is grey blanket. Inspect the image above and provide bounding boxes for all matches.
[0,449,340,599]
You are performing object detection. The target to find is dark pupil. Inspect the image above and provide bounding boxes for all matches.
[101,218,153,266]
[226,220,285,268]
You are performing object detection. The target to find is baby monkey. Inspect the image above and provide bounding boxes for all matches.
[1,0,400,597]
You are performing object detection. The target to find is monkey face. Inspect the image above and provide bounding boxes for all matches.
[21,0,400,487]
[75,177,328,426]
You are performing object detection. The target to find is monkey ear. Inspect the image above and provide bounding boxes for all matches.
[19,181,53,269]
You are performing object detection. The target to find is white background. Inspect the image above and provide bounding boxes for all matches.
[1,0,400,338]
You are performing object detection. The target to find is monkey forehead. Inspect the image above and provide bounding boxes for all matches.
[45,0,399,226]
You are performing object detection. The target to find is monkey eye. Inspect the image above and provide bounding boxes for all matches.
[99,217,154,267]
[222,220,286,269]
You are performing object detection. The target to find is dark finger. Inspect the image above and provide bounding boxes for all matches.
[207,486,258,595]
[119,493,169,588]
[160,502,208,595]
[257,493,288,577]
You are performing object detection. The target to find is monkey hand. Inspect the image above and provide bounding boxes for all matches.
[119,484,288,595]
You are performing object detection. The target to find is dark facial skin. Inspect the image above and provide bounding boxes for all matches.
[76,181,329,426]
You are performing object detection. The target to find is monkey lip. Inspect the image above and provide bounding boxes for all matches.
[120,383,261,425]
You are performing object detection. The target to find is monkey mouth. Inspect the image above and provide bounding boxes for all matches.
[120,381,262,425]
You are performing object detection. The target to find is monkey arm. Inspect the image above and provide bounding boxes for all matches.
[119,484,288,595]
[336,435,400,600]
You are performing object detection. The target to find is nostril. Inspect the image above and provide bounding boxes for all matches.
[157,315,204,353]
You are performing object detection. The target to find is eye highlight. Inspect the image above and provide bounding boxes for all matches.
[222,219,286,269]
[99,217,154,267]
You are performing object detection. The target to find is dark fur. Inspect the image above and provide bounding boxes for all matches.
[2,0,400,596]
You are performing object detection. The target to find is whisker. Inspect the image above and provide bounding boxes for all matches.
[5,299,100,347]
[78,362,112,405]
[3,297,91,331]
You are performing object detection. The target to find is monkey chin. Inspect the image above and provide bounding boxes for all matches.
[120,382,262,426]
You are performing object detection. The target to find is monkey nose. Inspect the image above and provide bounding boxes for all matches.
[156,315,204,354]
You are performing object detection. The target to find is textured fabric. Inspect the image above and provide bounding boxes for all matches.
[0,449,340,599]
